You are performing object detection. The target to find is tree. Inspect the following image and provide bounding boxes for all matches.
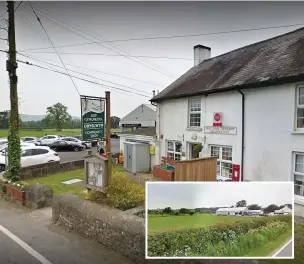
[0,111,10,129]
[111,116,120,128]
[163,207,172,215]
[264,204,279,214]
[189,209,195,216]
[236,200,247,207]
[247,204,262,210]
[45,103,71,130]
[179,208,188,214]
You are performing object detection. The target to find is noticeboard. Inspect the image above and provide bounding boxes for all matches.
[81,96,105,140]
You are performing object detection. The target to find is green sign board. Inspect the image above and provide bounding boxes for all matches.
[81,96,105,140]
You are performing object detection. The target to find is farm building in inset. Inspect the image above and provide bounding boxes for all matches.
[274,206,292,215]
[216,207,248,216]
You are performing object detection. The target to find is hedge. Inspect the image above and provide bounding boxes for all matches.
[148,215,292,257]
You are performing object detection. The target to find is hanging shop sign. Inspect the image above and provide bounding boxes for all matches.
[204,126,237,135]
[81,95,105,140]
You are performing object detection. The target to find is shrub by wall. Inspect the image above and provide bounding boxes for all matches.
[148,215,292,257]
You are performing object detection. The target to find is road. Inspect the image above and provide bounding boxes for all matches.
[58,138,120,163]
[0,199,133,264]
[273,239,293,258]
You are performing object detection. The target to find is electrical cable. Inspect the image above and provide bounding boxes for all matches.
[16,59,152,98]
[17,52,154,94]
[20,4,175,78]
[28,1,81,95]
[18,22,304,51]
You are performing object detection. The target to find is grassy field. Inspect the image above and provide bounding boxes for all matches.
[0,128,120,138]
[148,214,256,233]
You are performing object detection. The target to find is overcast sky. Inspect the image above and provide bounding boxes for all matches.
[147,182,293,209]
[0,1,304,118]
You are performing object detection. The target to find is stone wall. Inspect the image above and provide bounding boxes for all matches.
[52,193,266,264]
[20,160,84,180]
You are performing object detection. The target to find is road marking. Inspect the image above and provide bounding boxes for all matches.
[0,224,53,264]
[272,239,292,257]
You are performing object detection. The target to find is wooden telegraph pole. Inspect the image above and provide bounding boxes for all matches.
[105,91,112,183]
[6,1,21,181]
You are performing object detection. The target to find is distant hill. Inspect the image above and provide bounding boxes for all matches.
[20,114,80,122]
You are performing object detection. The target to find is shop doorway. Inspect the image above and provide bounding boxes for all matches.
[189,143,203,159]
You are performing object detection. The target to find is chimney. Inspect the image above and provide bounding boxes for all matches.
[194,45,211,66]
[152,90,155,97]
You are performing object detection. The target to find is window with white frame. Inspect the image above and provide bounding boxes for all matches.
[296,86,304,129]
[188,99,201,128]
[210,145,233,178]
[167,141,182,161]
[293,152,304,197]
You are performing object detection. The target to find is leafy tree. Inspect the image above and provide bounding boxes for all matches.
[111,116,121,128]
[163,207,172,215]
[264,204,279,214]
[0,111,10,129]
[189,209,195,215]
[236,200,247,207]
[247,204,262,210]
[179,208,188,214]
[45,103,71,130]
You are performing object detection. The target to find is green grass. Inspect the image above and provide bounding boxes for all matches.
[148,214,256,233]
[0,128,120,138]
[25,169,86,198]
[264,224,304,264]
[24,165,124,199]
[246,229,292,257]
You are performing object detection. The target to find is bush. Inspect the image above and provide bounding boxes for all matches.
[87,172,145,211]
[148,216,292,257]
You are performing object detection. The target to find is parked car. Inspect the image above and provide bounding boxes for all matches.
[0,146,59,172]
[20,137,41,145]
[110,133,119,139]
[0,138,7,147]
[61,136,91,149]
[40,135,61,146]
[74,135,98,147]
[0,142,36,153]
[49,140,85,152]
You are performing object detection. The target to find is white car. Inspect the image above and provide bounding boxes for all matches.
[40,135,61,146]
[0,142,36,153]
[60,137,92,149]
[0,146,60,172]
[20,137,41,145]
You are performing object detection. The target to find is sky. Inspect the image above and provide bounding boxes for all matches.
[147,182,293,209]
[1,1,304,118]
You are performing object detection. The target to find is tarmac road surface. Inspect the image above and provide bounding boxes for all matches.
[58,138,120,163]
[0,199,134,264]
[273,239,293,258]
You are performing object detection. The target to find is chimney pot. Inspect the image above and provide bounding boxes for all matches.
[194,45,211,66]
[152,90,155,97]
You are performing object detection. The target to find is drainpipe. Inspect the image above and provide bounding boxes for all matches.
[237,90,245,182]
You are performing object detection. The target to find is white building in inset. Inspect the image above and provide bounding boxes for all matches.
[216,207,248,216]
[274,206,292,215]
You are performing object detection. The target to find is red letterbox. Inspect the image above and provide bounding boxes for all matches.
[232,164,240,182]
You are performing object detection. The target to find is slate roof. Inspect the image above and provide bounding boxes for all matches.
[120,127,156,137]
[151,27,304,102]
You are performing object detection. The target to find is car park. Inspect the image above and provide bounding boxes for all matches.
[61,136,91,149]
[49,140,85,152]
[20,137,41,145]
[0,145,59,172]
[40,135,61,146]
[74,135,98,147]
[110,133,119,139]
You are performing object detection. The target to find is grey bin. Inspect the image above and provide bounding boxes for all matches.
[123,141,150,173]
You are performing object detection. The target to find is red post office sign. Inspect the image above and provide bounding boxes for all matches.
[213,112,222,126]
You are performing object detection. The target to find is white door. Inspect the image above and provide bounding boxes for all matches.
[21,149,36,167]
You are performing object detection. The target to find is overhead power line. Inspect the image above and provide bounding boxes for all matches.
[18,22,304,52]
[20,4,175,78]
[21,50,193,60]
[17,52,154,94]
[28,2,81,95]
[17,59,152,98]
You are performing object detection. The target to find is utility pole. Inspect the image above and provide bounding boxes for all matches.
[105,91,112,183]
[6,1,21,181]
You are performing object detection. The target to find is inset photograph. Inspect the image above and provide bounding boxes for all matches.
[146,182,294,259]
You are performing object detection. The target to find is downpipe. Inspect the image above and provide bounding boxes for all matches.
[237,90,245,182]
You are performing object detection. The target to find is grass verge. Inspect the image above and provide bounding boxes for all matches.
[246,230,292,257]
[264,224,304,264]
